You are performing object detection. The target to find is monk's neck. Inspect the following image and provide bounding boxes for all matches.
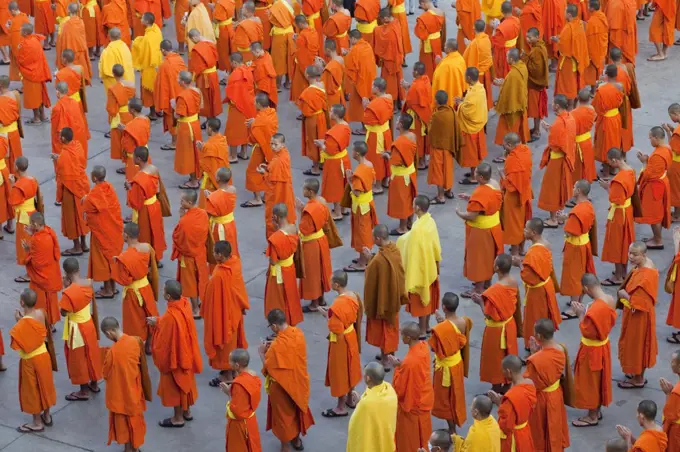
[218,184,230,191]
[574,196,588,204]
[642,422,662,432]
[70,276,88,286]
[306,195,317,203]
[335,120,348,126]
[240,368,256,376]
[22,308,36,318]
[510,376,524,386]
[337,288,351,297]
[540,339,558,349]
[127,239,140,247]
[531,237,546,246]
[445,313,459,322]
[496,274,512,285]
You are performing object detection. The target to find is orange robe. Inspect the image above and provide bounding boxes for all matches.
[668,234,680,329]
[263,326,315,442]
[0,132,13,225]
[344,39,376,123]
[154,52,187,138]
[104,334,148,450]
[464,184,503,283]
[172,207,209,301]
[174,0,190,44]
[81,0,104,48]
[175,88,203,177]
[521,243,560,345]
[56,18,93,82]
[606,0,638,64]
[152,297,203,409]
[663,381,680,451]
[499,383,537,451]
[197,133,229,208]
[561,202,596,296]
[252,52,278,107]
[494,61,530,145]
[16,34,52,110]
[636,146,672,229]
[323,11,351,54]
[106,83,134,161]
[387,135,417,220]
[615,64,636,152]
[374,20,404,102]
[322,58,345,111]
[325,293,362,396]
[501,144,533,246]
[233,17,264,63]
[296,85,327,164]
[570,105,596,182]
[354,0,379,48]
[226,372,262,451]
[350,163,379,252]
[189,41,223,118]
[524,39,549,120]
[573,298,616,410]
[0,3,10,47]
[0,94,23,174]
[299,199,332,300]
[538,111,576,212]
[102,0,132,46]
[427,104,455,190]
[519,0,542,52]
[543,0,566,58]
[631,430,669,452]
[649,0,676,46]
[456,82,488,168]
[246,107,278,193]
[402,75,431,159]
[254,0,273,49]
[213,0,235,72]
[480,283,518,384]
[463,34,493,110]
[203,259,249,370]
[56,141,90,241]
[133,0,162,37]
[619,267,658,375]
[491,16,520,78]
[290,28,319,101]
[8,13,30,82]
[393,341,434,452]
[127,171,167,259]
[83,182,124,282]
[9,176,39,266]
[593,83,623,161]
[363,96,392,182]
[34,0,55,36]
[455,0,481,53]
[121,117,151,181]
[55,67,90,139]
[269,0,295,79]
[224,66,255,147]
[414,10,445,80]
[51,97,90,159]
[264,148,296,238]
[602,169,635,264]
[264,229,302,325]
[320,123,351,203]
[584,11,609,86]
[670,125,680,207]
[10,317,57,414]
[554,17,589,99]
[205,190,239,260]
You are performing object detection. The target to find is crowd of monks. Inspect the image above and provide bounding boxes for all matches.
[2,0,680,450]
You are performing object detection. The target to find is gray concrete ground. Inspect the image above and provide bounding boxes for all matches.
[0,4,678,452]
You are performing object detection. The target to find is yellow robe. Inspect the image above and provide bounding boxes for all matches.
[431,52,468,108]
[99,40,135,90]
[132,24,164,93]
[186,3,216,53]
[346,382,398,452]
[482,0,502,19]
[457,82,488,133]
[454,415,502,452]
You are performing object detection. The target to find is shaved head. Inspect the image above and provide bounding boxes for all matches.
[444,39,458,53]
[373,224,389,240]
[574,179,591,196]
[401,322,421,340]
[181,189,198,205]
[216,167,232,183]
[472,395,493,417]
[581,272,599,288]
[273,203,288,218]
[526,217,544,235]
[164,280,182,300]
[21,288,38,308]
[502,355,523,373]
[124,222,140,239]
[100,316,120,333]
[229,348,250,367]
[91,165,106,181]
[364,362,385,384]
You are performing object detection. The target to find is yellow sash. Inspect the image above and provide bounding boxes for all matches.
[320,149,347,177]
[83,0,97,15]
[564,233,589,246]
[434,351,462,388]
[131,195,158,223]
[0,121,18,134]
[63,304,92,349]
[271,25,294,35]
[69,91,81,102]
[619,298,631,309]
[178,113,199,123]
[505,37,518,47]
[210,213,235,240]
[550,150,564,159]
[203,66,217,75]
[356,20,377,34]
[523,277,550,304]
[390,163,415,186]
[580,336,609,347]
[237,46,251,52]
[558,55,577,71]
[124,276,150,307]
[604,108,619,117]
[424,31,441,53]
[336,31,347,38]
[673,153,680,163]
[607,198,631,221]
[110,105,129,130]
[15,197,36,225]
[264,374,276,393]
[306,11,320,28]
[542,380,560,392]
[365,121,390,154]
[300,229,324,242]
[0,159,5,186]
[407,108,427,136]
[466,211,500,229]
[500,421,528,452]
[484,316,512,349]
[575,131,591,143]
[18,343,47,360]
[329,324,354,342]
[351,191,373,215]
[226,402,255,420]
[214,18,233,38]
[270,255,294,284]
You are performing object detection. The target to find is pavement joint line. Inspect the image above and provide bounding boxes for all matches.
[0,422,94,451]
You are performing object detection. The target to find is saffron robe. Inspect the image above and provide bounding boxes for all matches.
[501,144,533,246]
[264,148,297,238]
[346,382,398,452]
[83,182,124,282]
[363,96,393,182]
[296,84,327,164]
[224,66,255,147]
[299,199,333,300]
[189,40,223,118]
[387,135,417,220]
[127,171,167,259]
[226,372,262,451]
[171,207,210,301]
[491,15,520,78]
[324,293,362,397]
[320,123,351,203]
[635,146,672,228]
[174,88,203,177]
[246,107,278,193]
[414,10,445,80]
[537,111,576,212]
[344,39,376,122]
[602,169,636,264]
[350,163,379,251]
[570,105,597,182]
[499,383,537,451]
[480,283,519,384]
[554,17,589,99]
[560,201,596,296]
[521,243,560,344]
[464,184,503,283]
[15,34,52,110]
[593,83,623,161]
[56,141,90,241]
[264,230,302,325]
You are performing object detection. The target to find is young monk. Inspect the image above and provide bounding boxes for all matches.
[385,115,417,235]
[616,401,668,450]
[244,92,277,207]
[427,91,455,203]
[488,355,537,451]
[132,13,163,119]
[51,82,89,163]
[319,40,346,111]
[660,350,680,448]
[471,254,519,393]
[610,48,638,153]
[155,40,187,151]
[220,349,262,451]
[175,71,203,190]
[119,98,151,181]
[570,273,617,427]
[428,293,471,434]
[524,319,571,451]
[187,29,222,120]
[363,78,393,193]
[212,0,234,72]
[296,65,327,177]
[99,28,134,91]
[401,63,431,170]
[584,0,608,92]
[455,163,503,297]
[451,396,501,449]
[290,15,319,101]
[374,8,405,109]
[269,0,295,89]
[344,30,376,125]
[455,68,488,186]
[324,0,352,55]
[106,65,135,167]
[493,49,530,147]
[552,4,588,107]
[518,0,541,51]
[315,104,351,219]
[203,241,249,386]
[522,27,549,140]
[0,75,23,173]
[16,23,51,124]
[149,280,203,428]
[260,134,296,239]
[82,166,124,299]
[592,65,623,179]
[490,2,520,79]
[225,53,255,163]
[537,95,576,227]
[617,242,658,389]
[53,128,90,256]
[9,157,41,283]
[318,271,362,418]
[570,89,597,185]
[414,0,444,80]
[434,39,467,110]
[462,24,491,110]
[251,42,278,108]
[10,288,57,433]
[500,133,533,257]
[60,258,103,401]
[197,118,229,209]
[260,309,315,451]
[172,190,210,318]
[55,49,90,130]
[101,316,151,452]
[232,2,262,62]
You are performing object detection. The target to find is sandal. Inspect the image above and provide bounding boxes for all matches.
[444,190,455,199]
[209,377,223,387]
[160,144,176,151]
[237,153,250,161]
[240,200,263,208]
[14,276,30,283]
[458,178,478,185]
[460,290,476,299]
[178,183,199,190]
[430,198,446,205]
[492,157,505,163]
[571,417,599,427]
[291,438,305,451]
[600,278,621,287]
[302,305,319,313]
[158,418,184,428]
[61,250,84,256]
[667,333,680,344]
[302,169,321,176]
[389,229,405,236]
[88,383,100,393]
[183,413,194,421]
[3,224,15,234]
[321,408,348,418]
[95,290,115,299]
[65,392,90,401]
[542,221,559,229]
[560,311,578,320]
[41,413,53,427]
[16,424,44,433]
[617,379,647,389]
[343,264,365,273]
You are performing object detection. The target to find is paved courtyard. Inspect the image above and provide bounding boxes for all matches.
[0,5,678,451]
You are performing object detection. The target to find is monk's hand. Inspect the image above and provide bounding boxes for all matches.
[386,355,401,367]
[117,123,126,131]
[470,292,482,305]
[434,55,442,65]
[434,311,444,323]
[400,79,411,90]
[124,181,131,190]
[511,255,522,267]
[50,153,59,161]
[146,316,158,327]
[550,35,559,43]
[493,78,503,86]
[598,178,610,190]
[196,141,204,150]
[21,239,30,252]
[204,189,211,199]
[8,174,15,183]
[170,99,176,110]
[313,139,325,149]
[513,6,521,14]
[317,306,329,318]
[14,309,23,322]
[362,98,370,109]
[294,197,304,211]
[616,425,632,441]
[381,152,390,160]
[529,336,542,354]
[571,301,586,318]
[617,289,629,300]
[660,377,674,394]
[486,390,501,405]
[540,120,550,131]
[636,151,647,164]
[360,247,373,261]
[219,381,232,396]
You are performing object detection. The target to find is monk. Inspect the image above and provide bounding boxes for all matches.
[665,103,680,221]
[317,271,362,416]
[635,127,672,248]
[518,0,542,53]
[10,288,57,433]
[101,316,151,452]
[33,0,55,48]
[346,362,398,451]
[55,50,90,139]
[224,54,255,163]
[606,0,637,65]
[7,2,30,84]
[617,242,658,389]
[119,98,151,182]
[155,40,187,151]
[204,168,239,260]
[51,82,89,163]
[220,349,262,451]
[243,93,277,207]
[428,293,471,434]
[269,0,295,88]
[522,27,549,140]
[174,0,191,53]
[493,49,529,146]
[387,322,433,451]
[251,42,278,107]
[81,0,104,57]
[374,8,404,109]
[82,166,124,299]
[543,0,566,64]
[482,0,503,28]
[455,0,481,54]
[16,24,51,124]
[386,116,417,234]
[196,118,229,208]
[362,225,408,365]
[53,128,90,255]
[500,133,533,256]
[324,0,352,54]
[488,355,537,450]
[427,91,455,203]
[537,95,576,227]
[451,396,501,450]
[99,28,135,91]
[187,29,222,120]
[172,190,209,318]
[111,223,159,354]
[260,309,315,451]
[174,71,203,189]
[0,88,15,238]
[203,241,249,385]
[150,280,202,427]
[59,258,103,401]
[648,0,676,60]
[297,179,335,312]
[660,350,680,448]
[524,319,571,451]
[131,13,162,119]
[56,4,92,81]
[611,47,639,154]
[290,15,319,101]
[0,75,22,177]
[401,62,431,169]
[345,142,379,271]
[125,146,167,264]
[362,78,392,192]
[101,0,131,46]
[184,0,215,53]
[261,134,296,239]
[233,2,263,62]
[433,39,467,109]
[471,254,519,391]
[462,23,492,111]
[354,0,380,48]
[320,40,345,111]
[593,65,624,178]
[296,65,327,176]
[585,0,608,90]
[570,273,617,427]
[455,68,488,185]
[213,0,234,72]
[9,156,41,284]
[344,30,376,124]
[315,104,350,218]
[490,2,520,79]
[104,66,134,166]
[456,163,503,296]
[570,89,597,184]
[414,0,445,80]
[553,4,589,106]
[616,401,669,450]
[253,0,272,50]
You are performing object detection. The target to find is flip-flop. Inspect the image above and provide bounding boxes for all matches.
[88,383,101,393]
[237,154,250,161]
[158,418,184,428]
[667,335,680,344]
[331,216,344,221]
[492,157,505,163]
[351,129,366,136]
[104,132,111,138]
[571,417,599,427]
[302,305,319,313]
[160,144,176,151]
[208,377,223,387]
[343,265,365,273]
[61,250,84,256]
[372,189,384,195]
[95,291,115,299]
[528,135,540,143]
[183,414,194,421]
[3,225,15,234]
[41,413,53,427]
[24,120,42,126]
[321,409,348,418]
[229,159,239,164]
[14,276,29,283]
[458,179,478,185]
[617,379,647,389]
[302,169,321,176]
[178,183,200,190]
[389,229,405,236]
[560,311,578,320]
[647,244,665,250]
[17,424,44,433]
[291,439,305,451]
[600,278,621,287]
[542,222,559,229]
[459,290,475,299]
[65,393,90,401]
[444,190,455,199]
[240,201,263,208]
[115,168,126,174]
[430,198,446,205]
